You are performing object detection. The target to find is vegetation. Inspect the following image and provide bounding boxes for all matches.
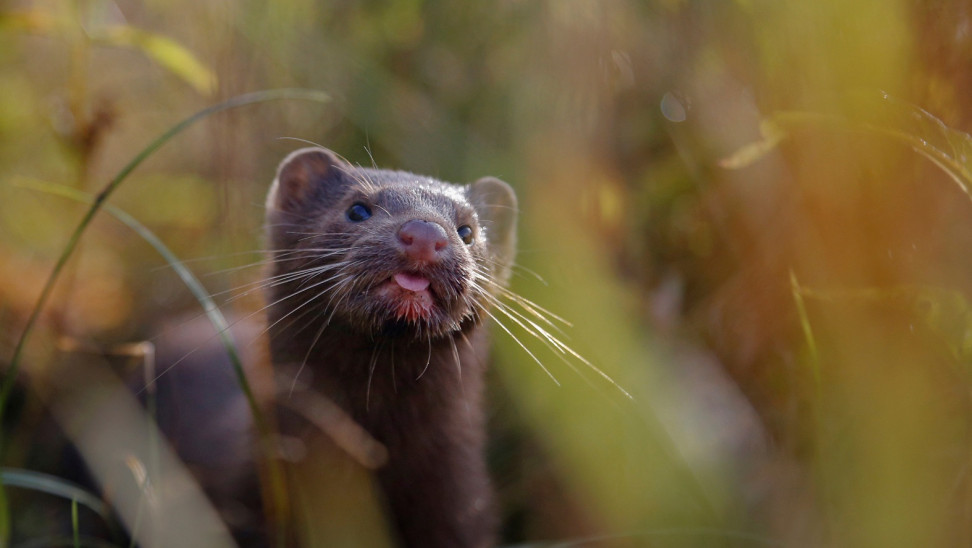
[3,0,972,546]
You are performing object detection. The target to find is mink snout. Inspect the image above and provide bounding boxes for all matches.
[398,219,450,264]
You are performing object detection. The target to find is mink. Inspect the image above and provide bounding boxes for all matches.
[263,147,517,548]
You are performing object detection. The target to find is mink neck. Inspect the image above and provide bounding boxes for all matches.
[268,317,487,419]
[270,317,495,548]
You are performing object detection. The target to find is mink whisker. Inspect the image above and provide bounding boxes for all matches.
[275,136,326,149]
[476,282,571,340]
[289,297,342,396]
[271,269,358,340]
[204,247,346,276]
[148,248,278,272]
[486,295,632,400]
[321,273,358,328]
[416,334,433,380]
[258,272,352,336]
[481,277,573,328]
[365,341,384,412]
[449,335,463,382]
[331,154,380,194]
[478,306,560,386]
[449,335,473,425]
[211,262,350,304]
[291,232,359,243]
[363,142,378,170]
[390,344,397,394]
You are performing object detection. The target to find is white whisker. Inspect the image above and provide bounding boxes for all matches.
[365,341,384,411]
[416,334,433,380]
[480,307,560,386]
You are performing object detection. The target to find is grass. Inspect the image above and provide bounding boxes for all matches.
[5,0,972,546]
[0,89,328,547]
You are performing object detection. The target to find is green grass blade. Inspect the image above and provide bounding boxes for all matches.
[721,92,972,203]
[1,468,111,521]
[17,176,288,543]
[790,270,820,385]
[15,179,254,418]
[0,88,327,422]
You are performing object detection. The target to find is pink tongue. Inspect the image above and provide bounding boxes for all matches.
[393,272,430,292]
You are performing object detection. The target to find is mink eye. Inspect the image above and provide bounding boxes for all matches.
[346,203,372,222]
[457,225,474,245]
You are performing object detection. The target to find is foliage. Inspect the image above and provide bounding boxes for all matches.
[3,0,972,546]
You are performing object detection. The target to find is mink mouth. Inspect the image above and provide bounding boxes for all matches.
[375,271,438,322]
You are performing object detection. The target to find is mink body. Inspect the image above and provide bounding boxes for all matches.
[264,148,517,548]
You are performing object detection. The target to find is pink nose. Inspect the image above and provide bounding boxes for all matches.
[398,220,449,263]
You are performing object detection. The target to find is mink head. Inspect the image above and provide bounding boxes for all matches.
[265,147,517,340]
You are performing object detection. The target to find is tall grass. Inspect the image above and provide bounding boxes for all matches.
[4,0,972,546]
[1,89,327,546]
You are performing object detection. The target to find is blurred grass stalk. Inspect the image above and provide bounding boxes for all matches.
[494,137,752,543]
[41,349,236,547]
[739,0,957,546]
[495,0,969,546]
[772,1,953,546]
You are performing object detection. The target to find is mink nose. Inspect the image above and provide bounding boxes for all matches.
[398,219,449,263]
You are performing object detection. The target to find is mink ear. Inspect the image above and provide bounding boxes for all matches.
[467,177,518,282]
[266,147,350,215]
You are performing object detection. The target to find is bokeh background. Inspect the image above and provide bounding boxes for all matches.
[5,0,972,546]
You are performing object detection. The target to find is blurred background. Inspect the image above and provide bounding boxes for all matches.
[4,0,972,546]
